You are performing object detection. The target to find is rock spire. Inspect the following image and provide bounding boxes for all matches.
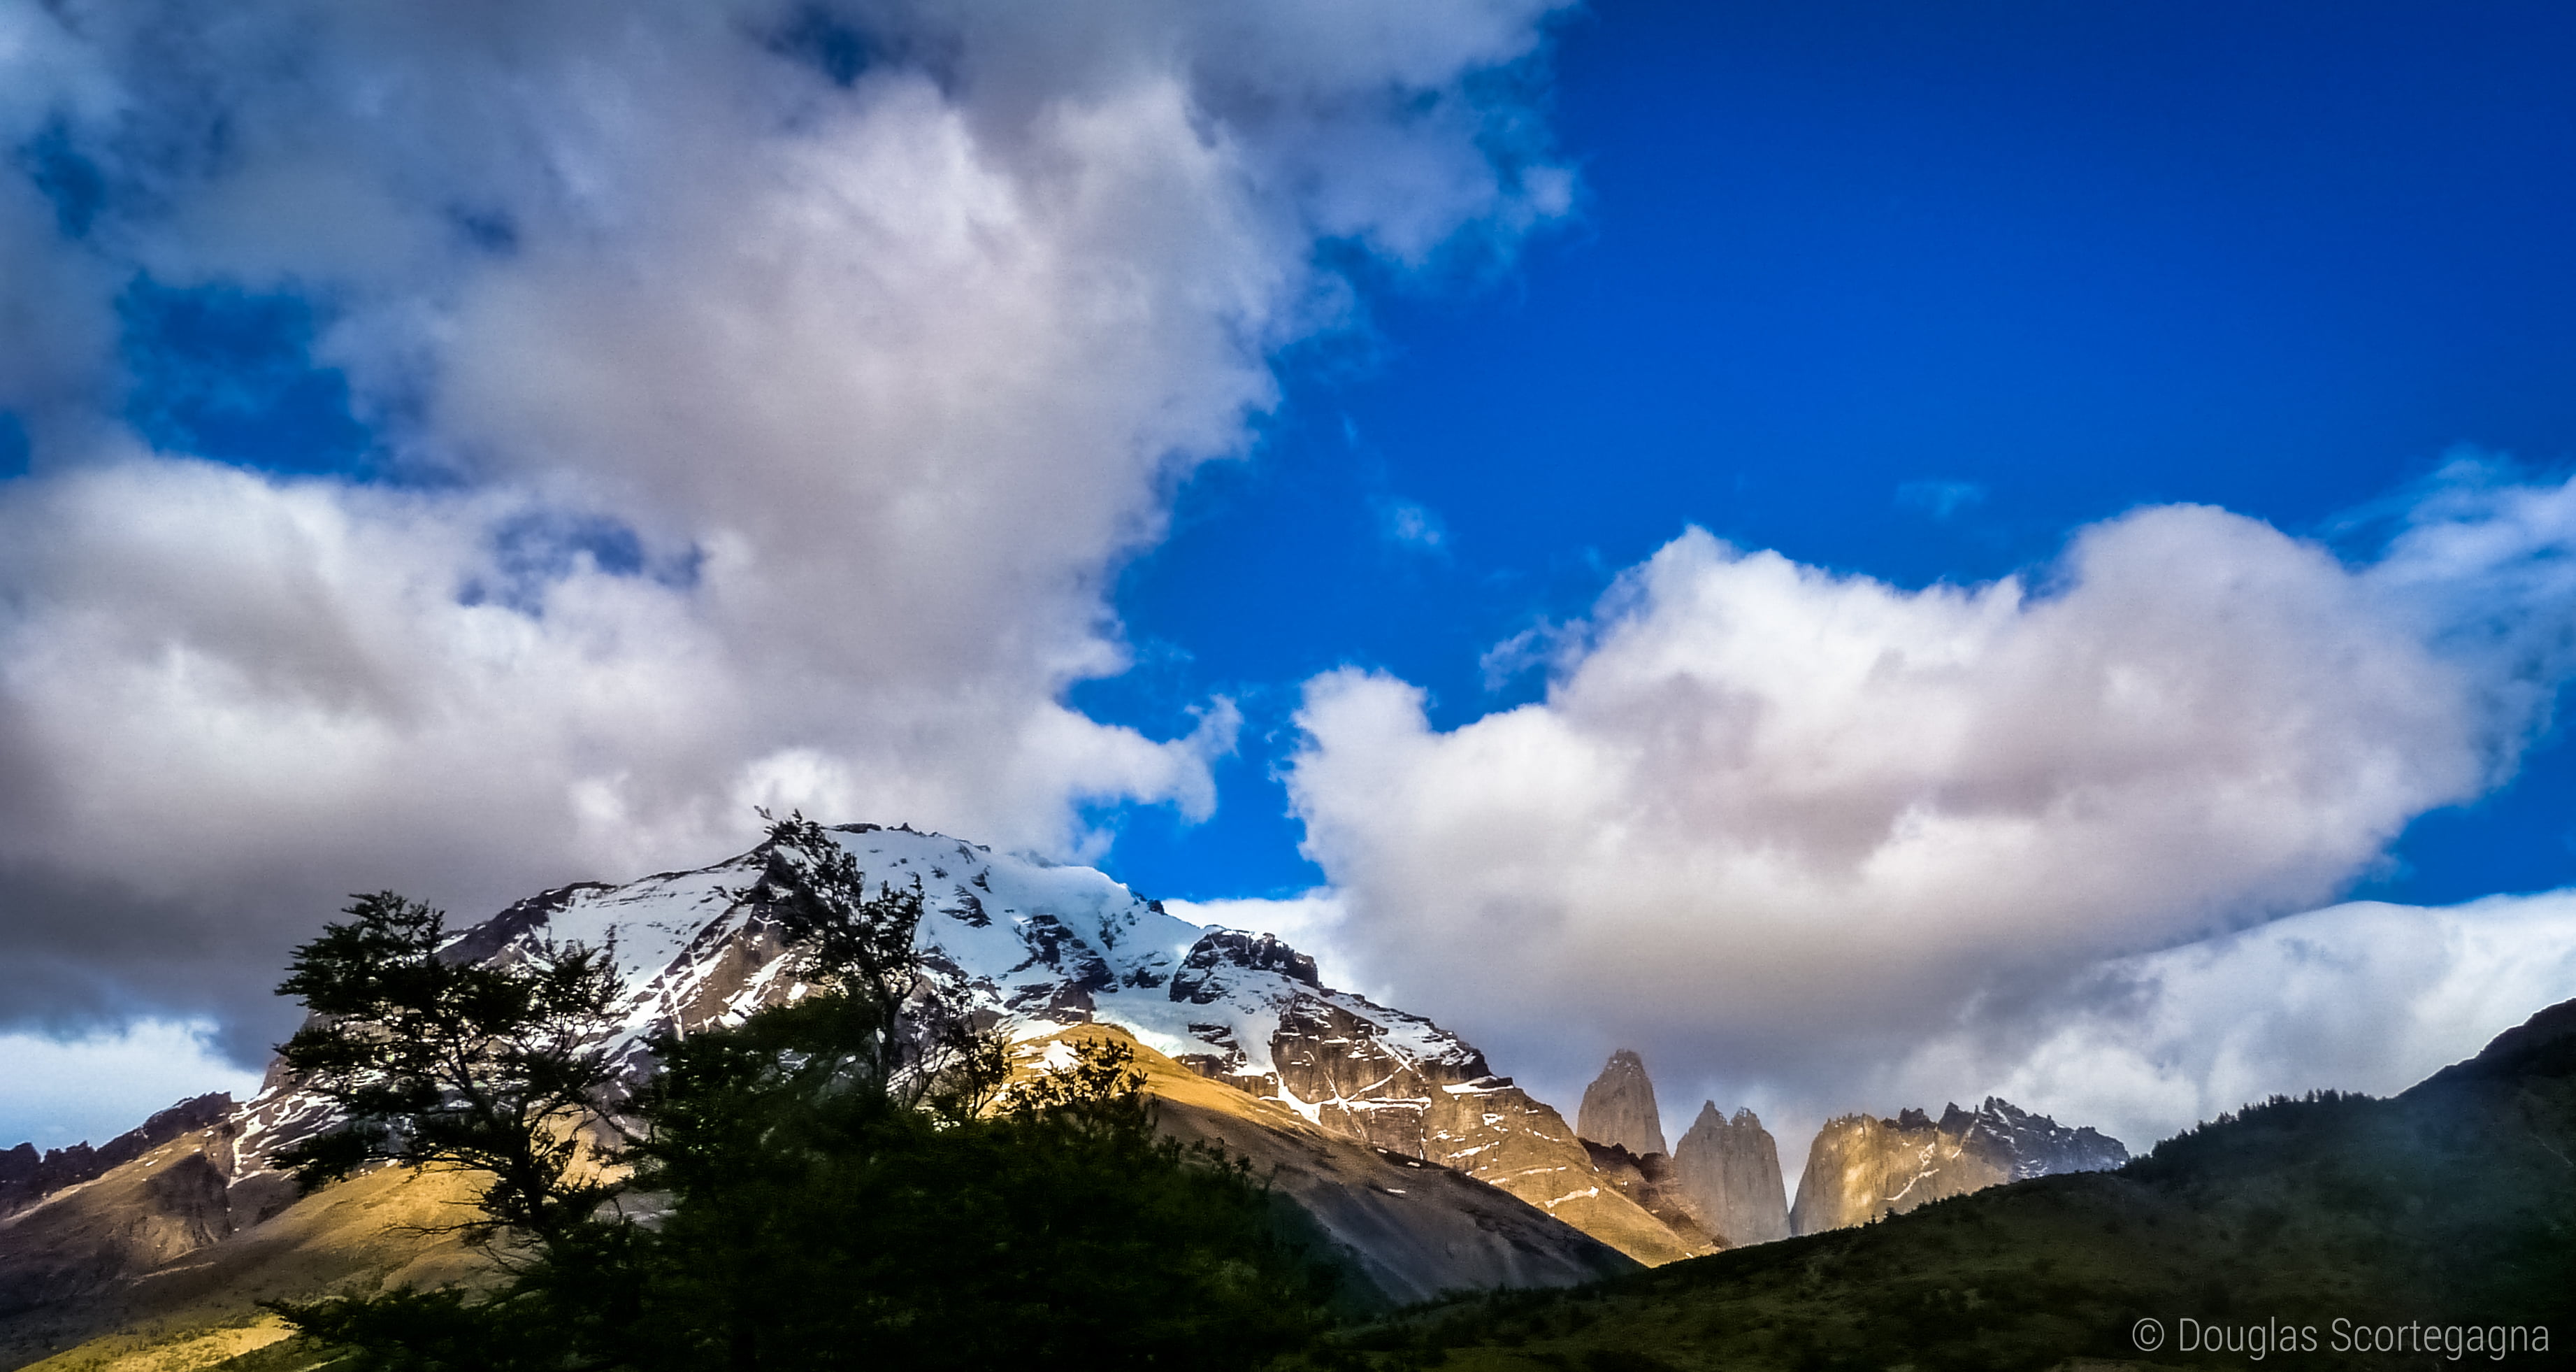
[1576,1049,1669,1157]
[1670,1102,1790,1245]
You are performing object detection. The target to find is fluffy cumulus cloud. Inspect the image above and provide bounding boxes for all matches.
[0,0,1571,1057]
[1287,473,2576,1143]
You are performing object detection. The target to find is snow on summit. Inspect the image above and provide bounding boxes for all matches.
[228,822,1756,1269]
[240,823,1489,1167]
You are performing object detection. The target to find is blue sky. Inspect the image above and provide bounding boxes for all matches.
[1086,0,2576,908]
[8,0,2576,1151]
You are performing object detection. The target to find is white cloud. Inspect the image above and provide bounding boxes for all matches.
[0,0,1573,1052]
[1162,889,1379,997]
[1944,889,2576,1153]
[0,1018,264,1154]
[1739,889,2576,1195]
[1286,486,2576,1137]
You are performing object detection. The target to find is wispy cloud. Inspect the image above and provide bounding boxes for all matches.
[1943,889,2576,1152]
[1374,496,1451,552]
[1896,478,1987,520]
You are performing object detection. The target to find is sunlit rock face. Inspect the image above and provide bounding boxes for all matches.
[1789,1098,2129,1235]
[1579,1140,1724,1251]
[1576,1049,1669,1157]
[1671,1102,1792,1246]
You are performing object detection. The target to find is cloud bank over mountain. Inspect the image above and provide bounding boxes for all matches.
[3,1,2569,1170]
[0,0,1572,1050]
[1286,466,2576,1142]
[1940,888,2576,1152]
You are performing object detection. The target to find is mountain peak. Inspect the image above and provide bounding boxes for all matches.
[228,826,1718,1273]
[1671,1099,1790,1245]
[1577,1049,1669,1157]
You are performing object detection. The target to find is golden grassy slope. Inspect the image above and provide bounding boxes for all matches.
[9,1026,1636,1371]
[3,1159,484,1372]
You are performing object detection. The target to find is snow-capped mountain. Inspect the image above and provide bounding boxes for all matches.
[1787,1097,2130,1235]
[233,824,1707,1265]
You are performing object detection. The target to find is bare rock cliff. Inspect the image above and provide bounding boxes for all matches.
[1789,1099,2128,1235]
[1575,1049,1668,1158]
[1578,1141,1724,1251]
[1671,1102,1790,1245]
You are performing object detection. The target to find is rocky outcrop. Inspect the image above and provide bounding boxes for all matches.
[0,1093,233,1218]
[1422,1080,1717,1266]
[1243,1001,1711,1264]
[1576,1050,1668,1157]
[1945,1097,2129,1182]
[1790,1098,2128,1235]
[1046,1024,1641,1307]
[0,1122,248,1358]
[1580,1141,1724,1250]
[1671,1103,1790,1245]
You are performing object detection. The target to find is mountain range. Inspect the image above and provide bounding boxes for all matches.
[1787,1096,2130,1234]
[1561,1046,2124,1251]
[2,824,2143,1369]
[1334,995,2576,1369]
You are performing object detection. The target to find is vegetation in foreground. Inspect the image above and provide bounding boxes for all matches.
[52,816,2576,1372]
[1286,1003,2576,1372]
[259,814,1333,1371]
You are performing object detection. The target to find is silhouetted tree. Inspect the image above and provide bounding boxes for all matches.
[272,815,1331,1372]
[271,891,626,1250]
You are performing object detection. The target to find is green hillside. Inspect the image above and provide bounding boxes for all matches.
[1301,1000,2576,1372]
[26,995,2572,1372]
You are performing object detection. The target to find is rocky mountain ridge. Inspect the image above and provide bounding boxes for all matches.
[0,1094,233,1219]
[1,827,1681,1366]
[1788,1096,2129,1234]
[49,827,1717,1290]
[1566,1051,2124,1247]
[1,824,2143,1367]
